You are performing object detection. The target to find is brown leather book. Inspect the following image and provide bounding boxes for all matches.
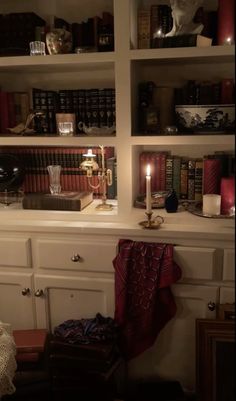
[13,329,48,353]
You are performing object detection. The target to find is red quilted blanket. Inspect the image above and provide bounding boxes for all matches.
[113,240,182,360]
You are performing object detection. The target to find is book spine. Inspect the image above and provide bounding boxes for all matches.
[7,92,16,128]
[85,89,92,128]
[159,153,167,191]
[187,159,195,200]
[0,91,10,133]
[90,88,99,127]
[105,88,113,127]
[180,159,188,200]
[172,156,181,198]
[203,157,221,194]
[47,91,57,134]
[194,159,203,201]
[98,88,107,128]
[165,157,173,191]
[220,79,235,104]
[77,89,86,133]
[137,9,150,49]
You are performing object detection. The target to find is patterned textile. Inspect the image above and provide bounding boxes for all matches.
[0,322,17,398]
[113,240,182,360]
[53,313,118,344]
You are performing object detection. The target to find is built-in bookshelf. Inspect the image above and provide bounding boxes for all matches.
[0,0,235,222]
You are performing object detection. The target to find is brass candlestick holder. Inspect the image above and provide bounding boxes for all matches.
[139,212,164,229]
[80,145,113,211]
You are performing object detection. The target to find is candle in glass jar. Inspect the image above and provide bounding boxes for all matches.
[203,194,221,215]
[146,164,152,213]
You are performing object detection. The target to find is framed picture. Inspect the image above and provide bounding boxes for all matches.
[217,303,235,321]
[196,319,235,401]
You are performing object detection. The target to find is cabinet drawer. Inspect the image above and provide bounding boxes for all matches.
[223,249,235,281]
[34,239,117,272]
[173,246,222,281]
[0,238,31,268]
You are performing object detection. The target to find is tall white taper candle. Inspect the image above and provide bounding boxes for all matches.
[146,164,152,213]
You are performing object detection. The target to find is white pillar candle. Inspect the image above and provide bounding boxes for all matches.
[146,164,152,214]
[203,194,221,215]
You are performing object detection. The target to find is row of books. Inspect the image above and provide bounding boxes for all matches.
[175,79,235,106]
[0,87,116,134]
[32,88,116,135]
[0,11,114,56]
[139,150,234,201]
[0,146,117,198]
[137,2,231,49]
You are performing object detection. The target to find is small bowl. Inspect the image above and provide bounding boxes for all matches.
[175,104,235,133]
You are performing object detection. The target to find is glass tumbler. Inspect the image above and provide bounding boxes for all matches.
[47,165,61,195]
[29,41,46,56]
[58,122,74,136]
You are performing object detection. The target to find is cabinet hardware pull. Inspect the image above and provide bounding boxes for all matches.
[71,254,81,262]
[35,289,44,297]
[21,287,30,296]
[208,301,216,311]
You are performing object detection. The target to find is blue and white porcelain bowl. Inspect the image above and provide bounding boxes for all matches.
[175,104,235,133]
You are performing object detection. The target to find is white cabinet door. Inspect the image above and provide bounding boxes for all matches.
[128,283,219,394]
[0,272,35,330]
[34,274,115,331]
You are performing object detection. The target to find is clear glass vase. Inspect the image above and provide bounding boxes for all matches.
[47,165,61,195]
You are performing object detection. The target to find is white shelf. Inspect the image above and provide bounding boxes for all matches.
[130,135,235,146]
[0,53,115,73]
[0,136,117,147]
[130,45,235,63]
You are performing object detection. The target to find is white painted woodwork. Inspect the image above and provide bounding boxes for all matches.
[0,0,235,393]
[219,286,235,304]
[0,272,35,329]
[34,274,114,330]
[173,246,222,281]
[223,249,235,281]
[128,283,219,393]
[0,0,235,221]
[34,238,117,271]
[0,237,31,268]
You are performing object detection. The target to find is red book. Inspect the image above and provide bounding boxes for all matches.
[0,91,10,133]
[203,158,221,194]
[7,92,16,128]
[13,329,48,354]
[217,0,235,45]
[220,79,235,104]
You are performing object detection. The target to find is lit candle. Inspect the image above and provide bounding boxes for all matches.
[146,164,152,214]
[203,194,221,216]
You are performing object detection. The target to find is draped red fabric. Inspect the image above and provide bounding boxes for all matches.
[113,240,182,360]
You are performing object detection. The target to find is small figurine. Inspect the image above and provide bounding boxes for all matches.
[8,111,45,135]
[166,0,204,37]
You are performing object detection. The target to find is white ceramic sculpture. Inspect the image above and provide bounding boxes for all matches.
[166,0,204,37]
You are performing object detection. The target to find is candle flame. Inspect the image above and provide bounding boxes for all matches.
[146,164,151,176]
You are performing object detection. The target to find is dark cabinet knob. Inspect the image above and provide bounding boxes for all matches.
[208,301,216,311]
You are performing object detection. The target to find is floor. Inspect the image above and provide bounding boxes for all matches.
[2,380,197,401]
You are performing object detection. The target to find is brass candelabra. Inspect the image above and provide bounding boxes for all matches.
[80,145,113,210]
